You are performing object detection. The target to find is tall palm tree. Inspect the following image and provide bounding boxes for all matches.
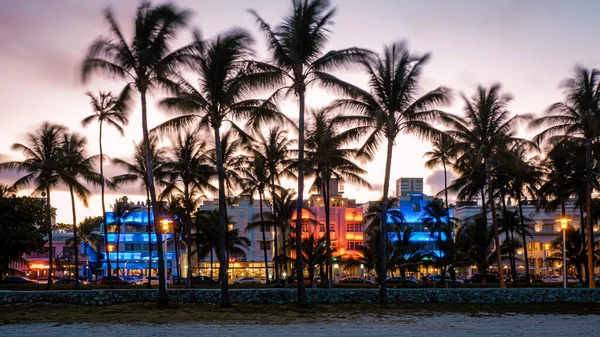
[111,197,132,278]
[161,130,215,287]
[240,154,271,282]
[81,89,131,289]
[250,0,371,304]
[66,216,103,280]
[82,2,198,302]
[156,29,286,307]
[254,127,295,286]
[303,108,370,288]
[60,132,98,289]
[447,84,531,288]
[0,123,68,289]
[530,67,600,288]
[112,137,169,288]
[421,198,453,284]
[424,134,457,225]
[333,43,450,302]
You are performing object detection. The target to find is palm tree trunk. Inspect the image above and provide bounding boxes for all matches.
[379,137,394,303]
[141,90,167,303]
[213,124,230,307]
[116,220,121,278]
[501,195,517,286]
[517,192,531,286]
[322,174,333,289]
[98,122,113,289]
[45,187,53,290]
[443,160,450,225]
[579,205,589,284]
[184,186,193,288]
[259,191,269,282]
[146,189,152,289]
[486,159,505,288]
[69,186,80,290]
[271,176,281,287]
[585,140,596,288]
[210,250,214,282]
[295,86,307,305]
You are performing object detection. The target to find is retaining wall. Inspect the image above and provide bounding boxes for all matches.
[1,288,599,306]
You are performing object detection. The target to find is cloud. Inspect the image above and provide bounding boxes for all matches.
[425,169,457,200]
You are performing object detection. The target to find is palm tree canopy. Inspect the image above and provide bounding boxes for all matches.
[81,89,132,135]
[112,136,170,191]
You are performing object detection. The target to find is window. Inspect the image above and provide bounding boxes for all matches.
[347,223,363,232]
[330,224,335,232]
[319,224,325,232]
[527,242,541,251]
[259,241,271,251]
[413,202,421,212]
[259,224,271,232]
[347,241,362,250]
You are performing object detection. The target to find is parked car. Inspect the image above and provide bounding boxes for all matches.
[428,274,464,284]
[507,274,535,283]
[339,277,374,284]
[54,278,86,285]
[35,277,53,284]
[543,275,578,283]
[98,276,131,285]
[234,277,261,285]
[143,276,173,285]
[2,276,34,283]
[469,273,499,283]
[191,276,218,285]
[387,276,419,284]
[123,276,143,285]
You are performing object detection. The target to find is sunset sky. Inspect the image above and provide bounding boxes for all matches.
[1,0,599,223]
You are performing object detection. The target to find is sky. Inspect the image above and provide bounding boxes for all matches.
[1,0,599,223]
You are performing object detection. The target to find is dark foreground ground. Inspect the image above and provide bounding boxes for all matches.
[1,302,600,325]
[1,303,600,337]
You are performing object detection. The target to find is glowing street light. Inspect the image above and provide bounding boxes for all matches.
[107,244,114,252]
[160,219,171,288]
[557,217,571,289]
[543,243,550,278]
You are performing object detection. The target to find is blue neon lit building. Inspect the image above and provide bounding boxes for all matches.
[100,203,178,278]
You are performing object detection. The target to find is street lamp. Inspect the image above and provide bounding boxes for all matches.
[106,244,114,277]
[161,219,171,288]
[557,217,571,289]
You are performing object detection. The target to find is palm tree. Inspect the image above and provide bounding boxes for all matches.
[549,226,587,282]
[254,127,295,286]
[303,108,370,288]
[424,134,457,225]
[240,154,271,282]
[81,89,131,289]
[60,132,98,289]
[447,84,531,288]
[161,130,215,287]
[250,0,371,304]
[66,216,103,280]
[82,2,198,302]
[112,137,169,288]
[530,67,600,288]
[110,197,132,279]
[333,43,450,301]
[0,123,68,289]
[156,29,286,307]
[421,198,454,284]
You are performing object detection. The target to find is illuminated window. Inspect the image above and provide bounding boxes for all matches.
[347,241,362,250]
[347,223,363,232]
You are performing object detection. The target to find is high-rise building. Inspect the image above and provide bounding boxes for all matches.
[396,177,424,197]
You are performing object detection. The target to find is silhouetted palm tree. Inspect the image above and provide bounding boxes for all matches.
[60,132,98,289]
[333,43,450,301]
[0,123,68,289]
[254,127,295,286]
[161,130,215,287]
[303,108,370,287]
[83,2,198,302]
[530,67,600,288]
[111,197,132,279]
[66,216,103,280]
[156,29,286,306]
[250,0,371,304]
[81,89,131,289]
[112,137,169,288]
[424,134,457,224]
[447,84,531,288]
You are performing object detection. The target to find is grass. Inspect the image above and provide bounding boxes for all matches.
[1,302,600,325]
